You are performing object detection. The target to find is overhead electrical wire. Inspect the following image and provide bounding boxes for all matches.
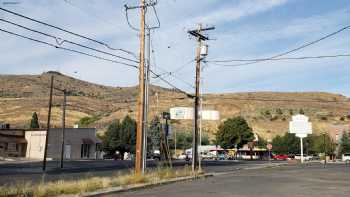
[0,28,138,68]
[207,54,350,67]
[208,24,350,66]
[0,27,193,98]
[0,7,138,59]
[148,31,194,89]
[0,18,139,64]
[62,0,139,60]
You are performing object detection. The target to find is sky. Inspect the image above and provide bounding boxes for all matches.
[0,0,350,96]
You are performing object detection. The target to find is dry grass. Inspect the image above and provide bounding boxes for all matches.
[0,167,193,197]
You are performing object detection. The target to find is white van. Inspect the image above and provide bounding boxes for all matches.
[342,153,350,162]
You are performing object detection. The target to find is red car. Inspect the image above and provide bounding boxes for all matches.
[273,154,289,160]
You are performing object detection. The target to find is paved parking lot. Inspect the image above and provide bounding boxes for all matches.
[103,163,350,197]
[0,159,281,185]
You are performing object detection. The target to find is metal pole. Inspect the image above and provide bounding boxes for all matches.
[43,75,54,171]
[174,128,177,158]
[199,96,203,172]
[135,0,146,175]
[300,137,304,163]
[324,133,327,167]
[192,24,202,173]
[142,28,151,173]
[60,90,66,169]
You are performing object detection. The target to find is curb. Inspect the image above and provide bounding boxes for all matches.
[60,174,213,197]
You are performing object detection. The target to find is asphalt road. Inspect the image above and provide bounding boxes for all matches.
[102,163,350,197]
[0,159,281,185]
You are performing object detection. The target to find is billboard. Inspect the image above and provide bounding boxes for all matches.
[170,107,193,120]
[200,110,220,120]
[170,107,220,120]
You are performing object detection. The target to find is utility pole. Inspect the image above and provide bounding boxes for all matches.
[188,24,214,172]
[60,90,67,169]
[43,75,54,171]
[135,0,146,175]
[125,0,160,174]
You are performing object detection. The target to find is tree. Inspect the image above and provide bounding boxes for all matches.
[339,131,350,155]
[256,134,267,149]
[299,109,305,114]
[102,115,137,158]
[30,112,40,129]
[272,133,299,154]
[215,116,254,149]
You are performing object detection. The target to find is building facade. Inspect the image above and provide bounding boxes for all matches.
[0,128,27,158]
[25,128,102,160]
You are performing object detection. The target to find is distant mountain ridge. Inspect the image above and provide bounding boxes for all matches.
[1,71,349,139]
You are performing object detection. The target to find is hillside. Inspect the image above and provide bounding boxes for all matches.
[1,72,350,140]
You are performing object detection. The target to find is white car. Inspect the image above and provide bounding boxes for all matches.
[294,154,311,161]
[342,153,350,162]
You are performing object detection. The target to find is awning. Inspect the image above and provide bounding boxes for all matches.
[82,138,95,144]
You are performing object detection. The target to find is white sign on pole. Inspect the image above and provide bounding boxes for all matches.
[170,107,193,120]
[289,115,312,135]
[170,107,220,120]
[289,114,312,163]
[200,110,220,120]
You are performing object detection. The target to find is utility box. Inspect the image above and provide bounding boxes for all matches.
[200,44,208,56]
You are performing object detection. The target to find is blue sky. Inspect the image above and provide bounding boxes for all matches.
[0,0,350,96]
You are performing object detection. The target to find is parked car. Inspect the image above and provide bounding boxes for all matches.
[294,154,312,161]
[342,153,350,162]
[178,153,187,160]
[273,154,289,160]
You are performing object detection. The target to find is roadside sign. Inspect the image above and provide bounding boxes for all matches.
[200,110,220,120]
[170,107,220,120]
[267,144,272,150]
[289,114,312,164]
[170,107,193,120]
[289,114,312,134]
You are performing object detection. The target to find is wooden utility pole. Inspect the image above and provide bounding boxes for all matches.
[188,24,214,172]
[60,90,67,169]
[135,0,146,175]
[43,74,54,171]
[193,24,202,172]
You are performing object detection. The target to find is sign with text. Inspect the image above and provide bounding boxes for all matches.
[289,114,312,135]
[170,107,220,120]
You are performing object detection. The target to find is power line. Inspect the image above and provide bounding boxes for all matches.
[149,69,194,98]
[0,18,139,64]
[0,26,192,98]
[0,7,138,59]
[206,54,350,67]
[62,0,139,60]
[0,28,138,68]
[213,96,349,103]
[147,32,194,89]
[209,24,350,65]
[153,65,195,89]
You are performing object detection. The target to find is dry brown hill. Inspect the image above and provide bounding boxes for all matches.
[1,72,349,140]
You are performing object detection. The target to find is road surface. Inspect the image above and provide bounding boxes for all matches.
[102,163,350,197]
[0,159,282,185]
